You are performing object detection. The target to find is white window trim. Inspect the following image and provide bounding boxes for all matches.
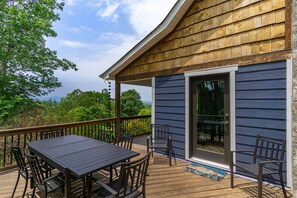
[286,59,292,188]
[185,65,238,170]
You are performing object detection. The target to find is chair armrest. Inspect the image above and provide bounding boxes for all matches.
[147,134,152,140]
[230,150,254,154]
[259,160,286,165]
[43,174,62,183]
[94,179,117,196]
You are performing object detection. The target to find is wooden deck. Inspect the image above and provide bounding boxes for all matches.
[0,136,292,198]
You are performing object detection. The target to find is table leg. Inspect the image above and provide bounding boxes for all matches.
[65,168,71,198]
[87,173,92,198]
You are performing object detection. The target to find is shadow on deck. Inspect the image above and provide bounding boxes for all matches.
[0,135,292,198]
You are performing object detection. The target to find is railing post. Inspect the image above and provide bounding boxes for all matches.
[115,80,121,136]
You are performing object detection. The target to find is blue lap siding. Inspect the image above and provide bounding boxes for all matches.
[235,60,287,183]
[155,74,185,158]
[154,61,287,184]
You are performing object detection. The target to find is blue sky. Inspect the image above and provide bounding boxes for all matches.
[46,0,177,101]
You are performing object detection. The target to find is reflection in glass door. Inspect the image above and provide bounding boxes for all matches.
[191,75,230,165]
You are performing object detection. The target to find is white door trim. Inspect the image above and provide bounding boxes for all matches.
[151,77,156,125]
[184,65,238,169]
[286,59,292,188]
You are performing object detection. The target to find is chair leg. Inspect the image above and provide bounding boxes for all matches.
[31,187,36,198]
[109,165,113,183]
[258,164,263,198]
[279,171,287,198]
[143,186,146,198]
[30,177,34,189]
[11,172,20,198]
[169,148,172,166]
[22,178,29,198]
[114,168,119,177]
[174,151,177,165]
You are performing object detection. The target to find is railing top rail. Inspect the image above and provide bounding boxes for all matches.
[120,115,151,120]
[0,117,117,136]
[0,115,151,136]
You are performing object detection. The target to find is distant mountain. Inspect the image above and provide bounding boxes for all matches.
[37,96,150,105]
[36,96,63,102]
[143,100,152,105]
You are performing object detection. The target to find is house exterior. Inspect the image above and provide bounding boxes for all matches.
[101,0,297,194]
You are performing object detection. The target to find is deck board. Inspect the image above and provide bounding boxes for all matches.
[0,136,292,198]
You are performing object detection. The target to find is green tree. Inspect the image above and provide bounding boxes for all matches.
[57,89,111,122]
[121,89,144,116]
[0,0,77,123]
[138,104,151,116]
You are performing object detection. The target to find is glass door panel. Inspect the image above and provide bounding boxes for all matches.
[191,75,230,165]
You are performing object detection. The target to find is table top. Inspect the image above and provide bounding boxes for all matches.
[28,135,139,177]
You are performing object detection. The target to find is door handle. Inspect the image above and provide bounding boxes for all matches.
[224,121,229,125]
[224,114,229,135]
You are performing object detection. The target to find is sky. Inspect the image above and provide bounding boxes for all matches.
[46,0,177,101]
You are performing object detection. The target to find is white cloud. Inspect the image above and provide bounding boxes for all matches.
[91,0,121,22]
[60,40,88,48]
[69,26,92,34]
[122,0,177,37]
[64,0,77,6]
[89,0,177,37]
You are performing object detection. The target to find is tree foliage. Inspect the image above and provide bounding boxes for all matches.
[121,89,144,117]
[1,88,150,129]
[56,89,111,122]
[0,0,77,123]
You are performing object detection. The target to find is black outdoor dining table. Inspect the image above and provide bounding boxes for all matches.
[27,134,139,197]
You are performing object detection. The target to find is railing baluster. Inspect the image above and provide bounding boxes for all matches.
[10,135,14,165]
[3,136,7,167]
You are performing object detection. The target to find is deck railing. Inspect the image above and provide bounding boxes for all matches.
[0,115,151,170]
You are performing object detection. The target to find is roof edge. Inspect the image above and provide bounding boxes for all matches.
[100,0,194,80]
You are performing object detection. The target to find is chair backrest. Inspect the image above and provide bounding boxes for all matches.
[114,133,134,150]
[151,124,170,140]
[96,130,112,143]
[26,154,45,187]
[116,153,150,198]
[253,135,286,164]
[40,129,64,139]
[11,146,27,173]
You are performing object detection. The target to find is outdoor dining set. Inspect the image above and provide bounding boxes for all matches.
[10,124,174,198]
[11,131,148,198]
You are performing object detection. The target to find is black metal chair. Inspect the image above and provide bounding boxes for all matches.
[230,135,287,198]
[26,153,64,198]
[96,129,113,143]
[93,153,150,198]
[40,129,65,175]
[114,133,133,150]
[147,124,175,166]
[11,146,33,198]
[40,129,64,139]
[105,133,134,183]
